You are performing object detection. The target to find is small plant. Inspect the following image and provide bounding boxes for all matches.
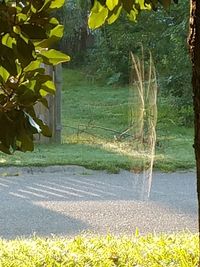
[129,47,158,200]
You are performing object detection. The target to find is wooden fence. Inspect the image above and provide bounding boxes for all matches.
[34,64,62,144]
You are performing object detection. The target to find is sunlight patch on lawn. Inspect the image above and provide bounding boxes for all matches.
[0,158,6,163]
[63,133,153,157]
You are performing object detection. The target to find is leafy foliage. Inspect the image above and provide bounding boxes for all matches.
[86,1,191,116]
[0,233,198,266]
[89,0,178,29]
[56,0,91,65]
[0,0,186,154]
[0,0,69,154]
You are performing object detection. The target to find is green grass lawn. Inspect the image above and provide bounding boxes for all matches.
[0,69,195,172]
[0,233,198,267]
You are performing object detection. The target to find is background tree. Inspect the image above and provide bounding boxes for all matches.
[87,2,190,92]
[57,0,92,65]
[60,1,191,124]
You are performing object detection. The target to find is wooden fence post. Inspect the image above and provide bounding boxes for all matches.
[34,64,62,144]
[54,64,62,144]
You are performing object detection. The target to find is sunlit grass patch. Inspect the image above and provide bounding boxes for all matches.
[61,69,195,172]
[0,233,198,267]
[0,69,195,172]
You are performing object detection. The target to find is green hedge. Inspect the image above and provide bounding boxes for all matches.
[0,233,198,266]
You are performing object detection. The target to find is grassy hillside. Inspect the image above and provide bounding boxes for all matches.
[0,69,195,172]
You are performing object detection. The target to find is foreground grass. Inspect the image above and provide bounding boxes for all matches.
[0,233,198,267]
[0,69,195,172]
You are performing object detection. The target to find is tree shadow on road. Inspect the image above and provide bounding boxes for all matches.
[0,174,91,239]
[0,169,198,238]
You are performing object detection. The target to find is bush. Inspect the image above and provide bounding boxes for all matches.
[0,233,198,267]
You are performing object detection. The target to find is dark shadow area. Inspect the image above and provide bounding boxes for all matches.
[0,173,92,239]
[0,197,89,239]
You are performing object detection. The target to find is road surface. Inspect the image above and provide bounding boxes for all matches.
[0,166,198,239]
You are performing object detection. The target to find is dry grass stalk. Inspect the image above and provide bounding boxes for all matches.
[129,48,158,200]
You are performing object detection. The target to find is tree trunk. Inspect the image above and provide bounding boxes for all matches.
[188,0,200,255]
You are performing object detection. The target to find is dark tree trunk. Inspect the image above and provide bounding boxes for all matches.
[188,0,200,255]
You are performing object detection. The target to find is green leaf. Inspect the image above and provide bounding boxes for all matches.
[39,49,70,65]
[88,0,109,29]
[39,90,48,97]
[27,80,37,91]
[0,66,10,82]
[13,26,21,35]
[15,37,35,67]
[36,24,64,48]
[16,13,27,23]
[24,60,42,72]
[20,24,47,39]
[49,17,59,25]
[40,124,52,137]
[49,0,65,9]
[34,74,52,84]
[34,117,52,137]
[2,33,16,48]
[49,25,64,39]
[107,6,122,24]
[0,45,17,75]
[25,112,42,133]
[0,111,17,153]
[106,0,119,11]
[32,0,50,12]
[137,0,151,10]
[127,9,139,22]
[40,80,56,95]
[17,87,37,106]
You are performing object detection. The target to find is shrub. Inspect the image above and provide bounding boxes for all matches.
[0,233,198,267]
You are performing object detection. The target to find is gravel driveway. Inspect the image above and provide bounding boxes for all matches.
[0,166,198,239]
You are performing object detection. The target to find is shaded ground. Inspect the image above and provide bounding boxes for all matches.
[0,166,198,239]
